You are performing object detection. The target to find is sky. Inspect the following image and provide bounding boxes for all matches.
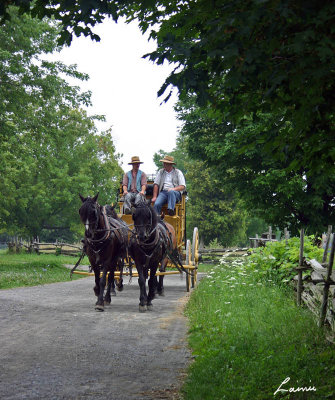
[50,18,180,174]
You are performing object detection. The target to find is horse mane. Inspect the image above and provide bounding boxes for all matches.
[104,204,118,219]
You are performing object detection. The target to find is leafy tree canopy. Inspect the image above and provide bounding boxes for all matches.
[3,0,334,182]
[3,0,335,237]
[153,136,188,175]
[154,136,258,246]
[0,7,123,240]
[177,96,335,235]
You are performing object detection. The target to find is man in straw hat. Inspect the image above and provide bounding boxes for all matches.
[152,155,186,216]
[122,156,147,214]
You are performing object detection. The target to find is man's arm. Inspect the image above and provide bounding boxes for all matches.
[168,185,185,192]
[140,172,147,195]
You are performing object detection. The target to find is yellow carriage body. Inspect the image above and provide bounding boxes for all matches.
[117,177,186,254]
[117,177,198,290]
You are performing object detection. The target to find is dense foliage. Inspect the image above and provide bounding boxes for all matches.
[3,1,334,170]
[2,1,334,235]
[245,237,324,284]
[0,7,123,240]
[177,98,335,235]
[154,138,265,246]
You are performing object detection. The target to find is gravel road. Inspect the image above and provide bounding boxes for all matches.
[0,272,197,400]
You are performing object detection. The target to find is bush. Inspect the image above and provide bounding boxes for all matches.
[245,236,324,284]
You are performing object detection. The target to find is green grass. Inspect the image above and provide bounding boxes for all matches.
[183,257,335,400]
[0,251,87,289]
[197,263,216,273]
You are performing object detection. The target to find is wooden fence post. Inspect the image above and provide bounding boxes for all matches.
[322,225,332,264]
[284,228,289,245]
[268,226,272,242]
[319,234,335,328]
[297,228,304,306]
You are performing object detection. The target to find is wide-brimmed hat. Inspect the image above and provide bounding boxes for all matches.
[128,156,143,165]
[159,155,176,164]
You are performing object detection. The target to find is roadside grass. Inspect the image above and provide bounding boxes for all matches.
[183,257,335,400]
[0,250,87,289]
[197,263,216,273]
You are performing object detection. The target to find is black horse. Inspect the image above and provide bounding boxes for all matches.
[79,193,128,311]
[129,200,183,312]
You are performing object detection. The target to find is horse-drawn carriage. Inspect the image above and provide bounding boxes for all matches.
[117,175,199,291]
[74,176,199,311]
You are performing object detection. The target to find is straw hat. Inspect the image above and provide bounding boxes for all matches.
[159,155,176,164]
[128,156,143,164]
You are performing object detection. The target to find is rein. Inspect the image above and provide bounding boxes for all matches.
[86,206,130,245]
[69,248,86,278]
[86,205,111,244]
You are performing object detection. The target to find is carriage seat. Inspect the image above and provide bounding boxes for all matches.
[145,184,154,197]
[145,184,184,202]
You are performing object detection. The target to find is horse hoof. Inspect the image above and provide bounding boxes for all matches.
[104,300,111,305]
[117,285,124,292]
[95,304,104,312]
[147,304,154,311]
[111,291,116,297]
[139,305,147,312]
[158,291,165,297]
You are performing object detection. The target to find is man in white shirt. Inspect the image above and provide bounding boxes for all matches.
[152,155,186,215]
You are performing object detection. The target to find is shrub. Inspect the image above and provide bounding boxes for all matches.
[244,236,324,284]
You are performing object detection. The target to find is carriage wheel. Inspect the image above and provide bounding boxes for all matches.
[185,239,192,292]
[191,227,199,287]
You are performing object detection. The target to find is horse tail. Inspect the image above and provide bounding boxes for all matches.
[167,247,194,277]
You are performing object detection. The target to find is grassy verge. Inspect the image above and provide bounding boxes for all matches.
[197,263,216,273]
[183,257,335,400]
[0,251,87,289]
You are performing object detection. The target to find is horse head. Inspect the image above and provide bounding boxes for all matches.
[79,193,100,237]
[132,199,157,242]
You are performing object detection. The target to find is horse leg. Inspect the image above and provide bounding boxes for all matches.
[157,257,168,296]
[137,267,148,312]
[116,258,124,292]
[147,266,158,311]
[110,270,117,297]
[95,268,107,311]
[157,275,165,296]
[93,268,100,297]
[104,269,115,305]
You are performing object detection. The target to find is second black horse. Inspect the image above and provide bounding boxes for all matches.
[129,200,183,312]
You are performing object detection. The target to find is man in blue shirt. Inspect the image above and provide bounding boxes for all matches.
[122,156,147,214]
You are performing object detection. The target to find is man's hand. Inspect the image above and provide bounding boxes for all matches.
[123,190,128,195]
[151,196,157,203]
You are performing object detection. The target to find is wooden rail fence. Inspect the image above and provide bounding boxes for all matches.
[294,226,335,331]
[199,247,249,264]
[5,239,82,257]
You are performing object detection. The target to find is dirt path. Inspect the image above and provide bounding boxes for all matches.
[0,273,197,400]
